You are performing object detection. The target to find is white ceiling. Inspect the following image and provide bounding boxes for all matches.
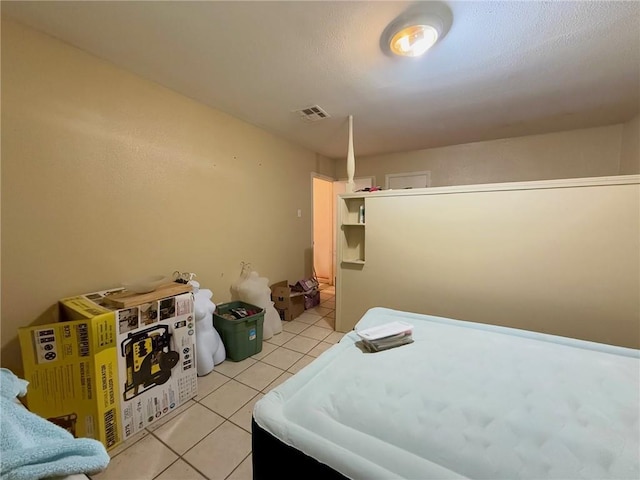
[3,1,639,158]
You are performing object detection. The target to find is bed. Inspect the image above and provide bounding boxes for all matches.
[252,307,640,479]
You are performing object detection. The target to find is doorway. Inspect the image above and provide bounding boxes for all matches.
[312,175,334,285]
[312,174,375,286]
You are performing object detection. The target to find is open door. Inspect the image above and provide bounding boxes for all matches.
[313,175,334,285]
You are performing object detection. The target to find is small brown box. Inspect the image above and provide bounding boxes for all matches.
[270,281,305,321]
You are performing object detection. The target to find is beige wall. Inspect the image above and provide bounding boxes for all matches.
[0,18,334,374]
[620,115,640,174]
[336,125,624,187]
[336,178,640,348]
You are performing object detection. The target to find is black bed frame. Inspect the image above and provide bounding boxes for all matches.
[252,417,348,479]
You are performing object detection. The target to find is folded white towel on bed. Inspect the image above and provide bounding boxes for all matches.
[0,368,110,480]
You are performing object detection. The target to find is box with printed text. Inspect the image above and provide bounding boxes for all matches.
[18,310,122,450]
[19,285,197,450]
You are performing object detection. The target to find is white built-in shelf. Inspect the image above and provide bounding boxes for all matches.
[342,259,366,265]
[339,195,366,266]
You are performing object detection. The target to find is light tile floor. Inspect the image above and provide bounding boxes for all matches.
[91,285,340,480]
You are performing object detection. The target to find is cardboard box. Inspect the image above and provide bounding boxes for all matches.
[304,290,321,309]
[19,312,122,450]
[270,281,305,321]
[291,278,320,310]
[19,287,197,450]
[293,278,319,293]
[62,289,197,441]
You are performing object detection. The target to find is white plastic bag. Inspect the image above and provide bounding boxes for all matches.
[230,262,252,302]
[232,266,282,340]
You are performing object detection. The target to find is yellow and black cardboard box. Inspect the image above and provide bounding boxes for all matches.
[19,287,197,450]
[18,311,121,450]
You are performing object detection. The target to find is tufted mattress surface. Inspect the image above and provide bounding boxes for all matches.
[253,308,639,479]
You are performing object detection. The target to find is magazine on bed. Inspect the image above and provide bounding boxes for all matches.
[356,321,414,352]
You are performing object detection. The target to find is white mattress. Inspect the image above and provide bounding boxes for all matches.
[254,307,640,479]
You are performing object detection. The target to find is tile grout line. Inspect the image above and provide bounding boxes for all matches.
[223,451,252,480]
[98,306,337,479]
[106,400,198,461]
[150,419,244,480]
[162,388,266,478]
[196,390,260,421]
[113,353,282,464]
[167,432,225,480]
[150,455,181,480]
[201,344,312,390]
[178,419,253,480]
[108,374,254,466]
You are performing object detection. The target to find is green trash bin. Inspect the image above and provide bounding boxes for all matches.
[213,301,264,361]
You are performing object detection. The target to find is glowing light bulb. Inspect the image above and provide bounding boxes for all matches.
[390,24,439,57]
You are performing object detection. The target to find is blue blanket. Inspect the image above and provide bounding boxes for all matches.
[0,368,110,480]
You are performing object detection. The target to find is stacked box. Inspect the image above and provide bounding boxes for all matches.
[19,286,197,450]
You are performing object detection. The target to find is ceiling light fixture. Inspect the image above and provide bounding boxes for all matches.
[390,23,440,57]
[381,3,452,58]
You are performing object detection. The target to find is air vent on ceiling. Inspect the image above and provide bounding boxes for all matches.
[296,105,330,122]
